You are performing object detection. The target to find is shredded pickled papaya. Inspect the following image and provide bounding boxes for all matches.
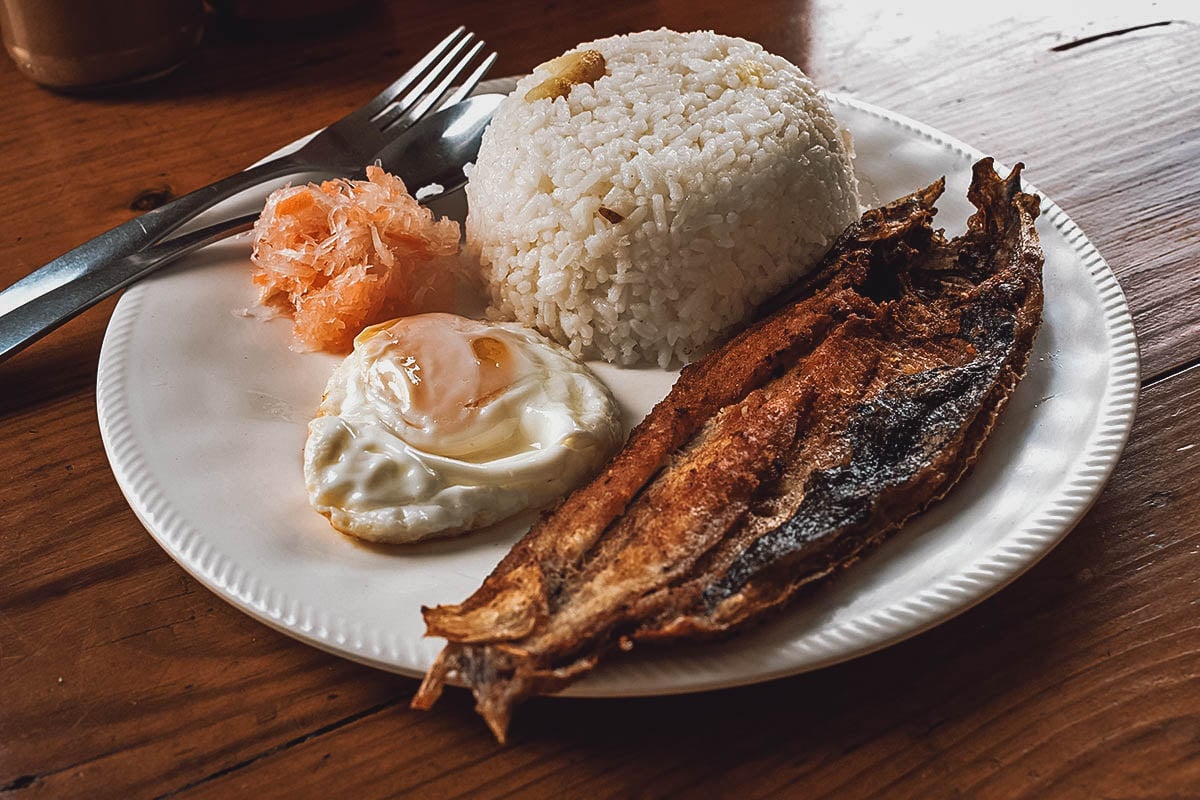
[251,166,461,352]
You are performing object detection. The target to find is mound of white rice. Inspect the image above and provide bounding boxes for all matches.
[466,29,860,367]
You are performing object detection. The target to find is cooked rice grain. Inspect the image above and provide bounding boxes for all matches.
[466,29,860,367]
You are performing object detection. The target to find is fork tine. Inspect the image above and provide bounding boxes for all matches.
[377,41,489,133]
[390,41,486,127]
[356,26,469,121]
[437,51,498,110]
[370,34,476,127]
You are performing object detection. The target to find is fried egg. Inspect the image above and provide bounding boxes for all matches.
[303,313,622,543]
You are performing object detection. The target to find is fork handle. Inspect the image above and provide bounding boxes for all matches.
[0,156,307,319]
[0,212,260,362]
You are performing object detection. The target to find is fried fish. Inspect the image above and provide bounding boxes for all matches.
[412,158,1045,742]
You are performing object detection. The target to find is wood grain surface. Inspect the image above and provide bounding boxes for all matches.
[2,1,1198,797]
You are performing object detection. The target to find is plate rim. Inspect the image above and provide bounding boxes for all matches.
[96,90,1140,698]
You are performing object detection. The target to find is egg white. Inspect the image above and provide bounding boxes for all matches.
[303,314,622,543]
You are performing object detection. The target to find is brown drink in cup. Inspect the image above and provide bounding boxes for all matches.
[0,0,204,90]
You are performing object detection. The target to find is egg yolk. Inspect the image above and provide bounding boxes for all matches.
[354,314,532,458]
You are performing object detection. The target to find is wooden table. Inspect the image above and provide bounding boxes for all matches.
[3,2,1198,797]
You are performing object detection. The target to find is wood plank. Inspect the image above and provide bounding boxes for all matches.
[2,3,1199,380]
[801,4,1200,383]
[46,349,1191,800]
[0,391,405,796]
[2,2,1198,797]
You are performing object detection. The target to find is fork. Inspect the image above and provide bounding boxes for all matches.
[0,27,496,321]
[0,91,503,364]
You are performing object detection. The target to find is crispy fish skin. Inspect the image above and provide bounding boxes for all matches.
[655,160,1044,635]
[413,158,1044,742]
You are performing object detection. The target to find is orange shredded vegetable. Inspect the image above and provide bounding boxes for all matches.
[251,166,461,352]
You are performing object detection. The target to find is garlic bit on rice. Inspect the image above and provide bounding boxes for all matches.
[465,28,861,368]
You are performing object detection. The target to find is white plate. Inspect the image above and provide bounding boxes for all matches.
[96,93,1139,697]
